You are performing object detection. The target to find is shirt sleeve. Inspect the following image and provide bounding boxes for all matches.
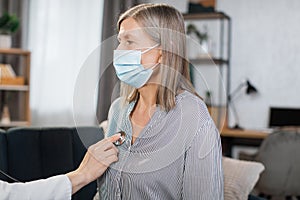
[182,119,224,200]
[0,175,72,200]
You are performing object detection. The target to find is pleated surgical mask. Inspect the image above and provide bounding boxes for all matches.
[113,44,159,88]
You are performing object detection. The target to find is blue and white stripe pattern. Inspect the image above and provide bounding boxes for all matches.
[98,91,223,199]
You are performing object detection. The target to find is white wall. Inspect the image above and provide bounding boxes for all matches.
[145,0,300,129]
[217,0,300,129]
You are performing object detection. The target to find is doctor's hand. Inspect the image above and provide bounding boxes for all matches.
[66,134,120,194]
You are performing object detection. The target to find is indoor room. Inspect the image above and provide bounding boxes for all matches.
[0,0,299,199]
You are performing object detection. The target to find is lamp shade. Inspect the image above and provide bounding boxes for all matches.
[246,80,258,94]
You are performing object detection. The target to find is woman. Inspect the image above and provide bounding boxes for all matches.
[98,3,223,199]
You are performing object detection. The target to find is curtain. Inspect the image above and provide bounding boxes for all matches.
[96,0,138,123]
[28,0,103,126]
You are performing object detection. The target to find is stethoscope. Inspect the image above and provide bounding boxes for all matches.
[113,131,126,146]
[0,169,20,182]
[0,131,126,183]
[1,131,127,183]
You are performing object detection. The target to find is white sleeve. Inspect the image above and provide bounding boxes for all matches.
[0,175,72,200]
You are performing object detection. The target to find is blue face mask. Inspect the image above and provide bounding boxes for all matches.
[113,44,159,88]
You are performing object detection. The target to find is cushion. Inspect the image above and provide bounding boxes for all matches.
[223,156,265,200]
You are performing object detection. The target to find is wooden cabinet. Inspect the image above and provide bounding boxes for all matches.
[0,48,30,128]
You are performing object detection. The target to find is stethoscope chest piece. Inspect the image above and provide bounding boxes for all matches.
[113,131,126,146]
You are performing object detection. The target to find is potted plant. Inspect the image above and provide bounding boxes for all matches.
[187,24,208,44]
[0,12,20,48]
[187,24,211,57]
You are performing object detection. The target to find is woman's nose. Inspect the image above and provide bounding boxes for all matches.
[116,44,122,50]
[116,43,127,50]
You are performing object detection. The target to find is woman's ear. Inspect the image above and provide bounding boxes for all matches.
[158,49,162,63]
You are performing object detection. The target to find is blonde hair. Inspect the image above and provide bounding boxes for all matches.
[118,3,199,112]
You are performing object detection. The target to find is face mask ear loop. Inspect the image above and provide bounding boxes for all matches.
[141,43,160,70]
[150,63,160,70]
[141,43,160,54]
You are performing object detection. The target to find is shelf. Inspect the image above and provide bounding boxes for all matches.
[0,48,31,55]
[189,58,229,65]
[0,85,29,91]
[184,11,231,129]
[0,121,29,127]
[183,12,230,20]
[0,49,31,128]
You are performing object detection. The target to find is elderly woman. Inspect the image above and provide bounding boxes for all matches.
[98,3,223,200]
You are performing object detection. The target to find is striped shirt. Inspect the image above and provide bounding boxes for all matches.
[98,91,223,199]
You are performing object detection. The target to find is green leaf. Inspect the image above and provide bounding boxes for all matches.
[0,12,20,34]
[0,13,10,28]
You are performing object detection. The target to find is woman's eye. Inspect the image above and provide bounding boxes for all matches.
[126,40,133,45]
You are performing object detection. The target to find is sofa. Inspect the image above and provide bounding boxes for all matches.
[0,126,104,200]
[0,126,265,200]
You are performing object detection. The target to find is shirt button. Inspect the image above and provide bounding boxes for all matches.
[116,192,121,197]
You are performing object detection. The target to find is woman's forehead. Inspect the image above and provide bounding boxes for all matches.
[119,18,148,38]
[119,17,141,31]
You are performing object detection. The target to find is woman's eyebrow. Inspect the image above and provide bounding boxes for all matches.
[118,31,139,41]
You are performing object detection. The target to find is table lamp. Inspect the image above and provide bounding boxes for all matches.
[228,79,258,129]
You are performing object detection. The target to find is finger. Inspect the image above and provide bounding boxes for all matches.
[103,154,119,166]
[100,140,117,151]
[88,142,118,162]
[101,148,118,158]
[94,143,119,160]
[90,138,113,152]
[106,143,119,152]
[91,145,119,166]
[92,144,118,158]
[90,133,120,151]
[95,154,118,167]
[108,133,121,143]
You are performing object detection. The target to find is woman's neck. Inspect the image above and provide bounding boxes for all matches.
[137,84,158,110]
[130,84,158,144]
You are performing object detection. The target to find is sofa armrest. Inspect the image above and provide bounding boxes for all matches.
[0,129,8,181]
